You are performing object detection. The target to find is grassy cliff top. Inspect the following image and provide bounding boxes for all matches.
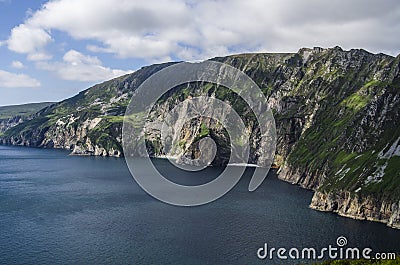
[0,102,54,120]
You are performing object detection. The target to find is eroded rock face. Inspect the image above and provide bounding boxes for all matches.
[1,47,399,228]
[0,116,25,133]
[310,191,400,229]
[278,163,326,190]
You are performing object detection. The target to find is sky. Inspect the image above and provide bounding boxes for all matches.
[0,0,399,106]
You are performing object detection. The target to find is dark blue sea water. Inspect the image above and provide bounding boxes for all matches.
[0,145,399,265]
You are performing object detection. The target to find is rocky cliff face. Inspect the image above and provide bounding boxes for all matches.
[310,191,400,229]
[0,116,25,133]
[1,47,399,228]
[0,102,54,133]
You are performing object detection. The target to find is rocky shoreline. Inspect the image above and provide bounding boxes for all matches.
[1,47,399,230]
[310,190,400,229]
[1,139,399,229]
[277,163,400,229]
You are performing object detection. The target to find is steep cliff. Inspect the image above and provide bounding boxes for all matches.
[1,47,399,228]
[0,102,54,133]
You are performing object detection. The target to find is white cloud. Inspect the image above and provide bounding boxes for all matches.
[0,70,41,88]
[11,60,25,69]
[63,50,101,65]
[27,52,53,61]
[37,50,133,82]
[6,0,400,63]
[7,24,52,60]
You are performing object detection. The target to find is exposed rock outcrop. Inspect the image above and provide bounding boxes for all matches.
[0,116,25,133]
[310,191,400,229]
[1,47,399,228]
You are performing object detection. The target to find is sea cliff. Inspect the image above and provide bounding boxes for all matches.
[1,47,399,228]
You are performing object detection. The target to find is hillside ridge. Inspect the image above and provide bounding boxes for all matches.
[1,47,399,228]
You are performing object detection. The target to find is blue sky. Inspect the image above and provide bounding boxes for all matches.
[0,0,399,106]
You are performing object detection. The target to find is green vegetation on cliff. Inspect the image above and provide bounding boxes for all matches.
[0,102,54,120]
[0,47,399,227]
